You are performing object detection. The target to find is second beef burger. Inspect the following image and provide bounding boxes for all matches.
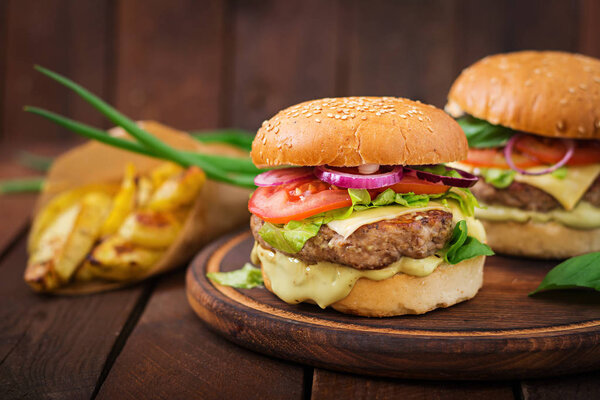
[248,97,492,317]
[446,51,600,259]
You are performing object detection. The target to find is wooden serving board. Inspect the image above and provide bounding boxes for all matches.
[186,230,600,380]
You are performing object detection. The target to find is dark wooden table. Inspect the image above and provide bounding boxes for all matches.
[1,160,599,400]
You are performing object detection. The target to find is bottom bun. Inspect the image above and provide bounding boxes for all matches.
[261,254,485,317]
[481,220,600,259]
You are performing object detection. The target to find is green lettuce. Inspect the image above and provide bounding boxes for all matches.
[479,168,516,189]
[207,263,264,288]
[444,220,494,264]
[457,115,515,148]
[551,166,568,179]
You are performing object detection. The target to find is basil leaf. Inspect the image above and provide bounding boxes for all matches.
[457,115,515,149]
[444,220,494,264]
[207,263,263,289]
[480,168,516,189]
[530,252,600,295]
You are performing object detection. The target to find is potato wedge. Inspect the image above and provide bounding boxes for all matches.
[118,210,181,248]
[26,203,81,291]
[135,176,154,208]
[86,236,164,281]
[148,166,205,211]
[53,192,113,282]
[150,162,184,188]
[100,163,137,236]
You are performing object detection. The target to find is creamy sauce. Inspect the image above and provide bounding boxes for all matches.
[252,243,444,308]
[476,201,600,229]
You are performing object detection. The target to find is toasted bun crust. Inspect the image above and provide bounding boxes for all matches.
[480,219,600,259]
[252,97,467,168]
[260,254,485,317]
[448,51,600,139]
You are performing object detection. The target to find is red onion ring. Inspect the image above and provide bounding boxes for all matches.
[504,134,575,175]
[254,167,314,187]
[403,166,478,188]
[314,165,404,189]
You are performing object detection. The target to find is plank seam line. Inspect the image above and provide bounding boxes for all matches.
[90,280,156,400]
[303,366,314,400]
[0,222,30,268]
[0,320,31,368]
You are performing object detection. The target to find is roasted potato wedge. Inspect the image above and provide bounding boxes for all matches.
[100,164,137,236]
[118,210,182,248]
[26,203,81,291]
[148,166,205,211]
[86,235,164,281]
[150,162,184,188]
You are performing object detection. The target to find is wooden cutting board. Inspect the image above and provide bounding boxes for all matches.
[186,230,600,380]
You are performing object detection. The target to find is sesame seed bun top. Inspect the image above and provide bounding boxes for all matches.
[447,51,600,139]
[251,97,467,168]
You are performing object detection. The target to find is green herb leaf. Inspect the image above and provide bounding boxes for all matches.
[530,252,600,295]
[444,220,494,264]
[457,115,515,149]
[191,129,254,151]
[551,166,568,180]
[0,177,45,194]
[480,168,516,189]
[207,263,263,289]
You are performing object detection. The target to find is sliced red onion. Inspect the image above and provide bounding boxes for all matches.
[314,165,404,189]
[254,167,314,187]
[403,166,478,188]
[504,134,575,175]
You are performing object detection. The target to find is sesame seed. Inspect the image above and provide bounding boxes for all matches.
[315,118,321,123]
[578,126,586,134]
[400,115,407,119]
[375,112,381,116]
[559,98,567,105]
[274,127,279,134]
[595,77,600,84]
[580,84,588,90]
[327,113,333,118]
[335,115,340,119]
[568,87,575,93]
[418,117,423,121]
[361,116,367,120]
[556,120,565,131]
[306,113,312,117]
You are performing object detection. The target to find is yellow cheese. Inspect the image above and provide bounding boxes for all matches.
[326,205,447,239]
[452,162,600,211]
[252,243,444,308]
[476,201,600,229]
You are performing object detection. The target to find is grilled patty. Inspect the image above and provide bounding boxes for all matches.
[470,177,600,212]
[250,210,453,270]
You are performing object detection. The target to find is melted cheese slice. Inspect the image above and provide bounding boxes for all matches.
[452,162,600,211]
[326,205,446,239]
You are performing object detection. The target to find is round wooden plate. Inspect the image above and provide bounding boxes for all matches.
[186,230,600,380]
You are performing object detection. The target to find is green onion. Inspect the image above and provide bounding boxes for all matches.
[192,129,254,151]
[18,152,54,172]
[27,66,262,188]
[0,177,44,194]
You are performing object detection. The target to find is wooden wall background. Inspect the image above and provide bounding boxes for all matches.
[0,0,599,152]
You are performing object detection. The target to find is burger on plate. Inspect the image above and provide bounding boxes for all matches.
[248,97,493,317]
[446,51,600,259]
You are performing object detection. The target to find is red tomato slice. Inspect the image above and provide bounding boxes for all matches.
[463,148,541,169]
[515,136,600,166]
[384,175,450,195]
[248,179,352,224]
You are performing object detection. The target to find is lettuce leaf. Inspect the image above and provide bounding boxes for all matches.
[444,220,494,264]
[457,115,515,148]
[479,168,515,189]
[207,263,264,288]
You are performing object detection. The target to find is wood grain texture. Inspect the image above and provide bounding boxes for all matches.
[312,369,515,400]
[115,0,226,130]
[346,0,456,107]
[2,0,111,146]
[187,231,600,380]
[520,370,600,400]
[0,238,147,400]
[579,0,600,58]
[228,0,338,130]
[97,270,305,400]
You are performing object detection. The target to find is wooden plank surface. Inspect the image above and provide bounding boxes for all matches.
[0,234,149,400]
[346,0,456,107]
[312,369,515,400]
[579,0,600,58]
[2,0,111,147]
[97,270,306,400]
[115,0,226,130]
[520,370,600,400]
[228,0,338,130]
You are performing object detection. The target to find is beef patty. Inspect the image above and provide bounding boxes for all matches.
[471,176,600,212]
[250,210,453,270]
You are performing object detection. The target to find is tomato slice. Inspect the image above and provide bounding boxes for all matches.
[515,136,600,166]
[248,179,352,224]
[463,148,541,169]
[384,175,450,195]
